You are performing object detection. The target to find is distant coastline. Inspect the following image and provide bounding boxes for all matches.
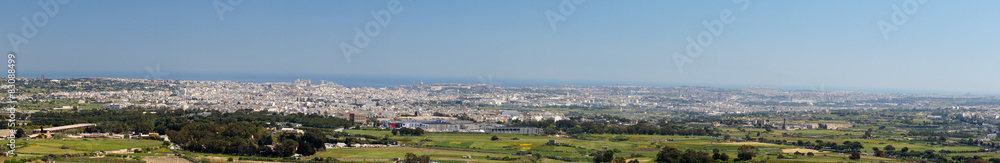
[19,71,993,95]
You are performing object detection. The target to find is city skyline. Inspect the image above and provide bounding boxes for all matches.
[3,1,1000,94]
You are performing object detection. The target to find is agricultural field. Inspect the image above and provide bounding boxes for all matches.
[340,130,832,162]
[0,138,168,163]
[19,138,165,155]
[333,111,993,163]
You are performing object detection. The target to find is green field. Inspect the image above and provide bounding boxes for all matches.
[19,138,164,154]
[337,123,990,163]
[309,147,519,163]
[343,130,804,162]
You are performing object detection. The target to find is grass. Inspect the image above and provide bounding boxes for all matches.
[25,138,163,151]
[14,138,165,156]
[19,145,85,155]
[308,147,521,163]
[338,122,989,163]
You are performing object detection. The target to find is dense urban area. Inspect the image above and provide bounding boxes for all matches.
[3,78,1000,163]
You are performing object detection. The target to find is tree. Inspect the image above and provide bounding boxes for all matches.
[297,141,316,156]
[736,145,757,161]
[627,159,639,163]
[849,151,861,160]
[14,129,26,138]
[656,146,715,163]
[681,149,715,163]
[301,128,327,152]
[712,148,722,160]
[277,139,298,157]
[883,145,895,151]
[594,151,607,163]
[594,150,614,163]
[612,157,627,163]
[603,151,615,163]
[555,119,577,128]
[711,148,729,161]
[655,146,683,163]
[491,135,499,141]
[900,147,909,152]
[404,153,431,163]
[807,152,814,156]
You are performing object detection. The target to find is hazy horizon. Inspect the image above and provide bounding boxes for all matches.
[4,1,999,94]
[19,70,999,95]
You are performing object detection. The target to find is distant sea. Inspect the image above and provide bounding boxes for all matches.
[19,71,989,95]
[20,71,683,88]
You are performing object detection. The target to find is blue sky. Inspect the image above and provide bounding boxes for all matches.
[1,0,999,93]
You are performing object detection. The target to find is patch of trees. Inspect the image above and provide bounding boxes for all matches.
[710,148,729,161]
[789,140,863,152]
[167,122,328,157]
[509,118,716,136]
[592,150,616,163]
[29,109,353,134]
[403,153,431,163]
[655,146,715,163]
[222,110,356,129]
[868,145,950,162]
[28,109,354,157]
[391,127,424,136]
[735,145,757,161]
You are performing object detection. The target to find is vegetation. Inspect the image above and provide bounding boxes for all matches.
[10,102,1000,163]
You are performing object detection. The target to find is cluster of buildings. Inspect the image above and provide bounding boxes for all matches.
[25,78,1000,125]
[380,116,541,134]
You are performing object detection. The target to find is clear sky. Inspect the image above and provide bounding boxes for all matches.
[1,0,999,93]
